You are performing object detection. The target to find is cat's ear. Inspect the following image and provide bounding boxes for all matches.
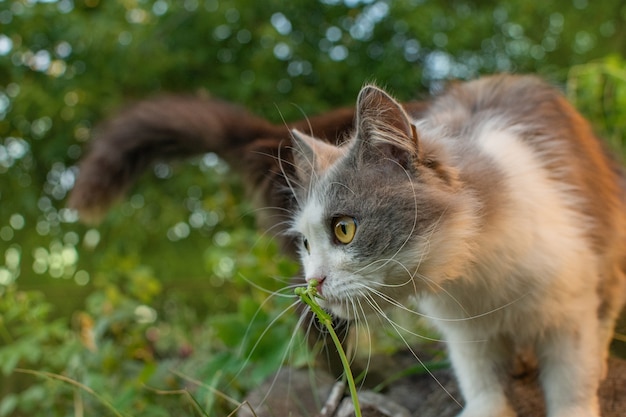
[291,129,345,182]
[354,85,420,168]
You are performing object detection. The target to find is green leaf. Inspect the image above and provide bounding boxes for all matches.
[0,394,18,417]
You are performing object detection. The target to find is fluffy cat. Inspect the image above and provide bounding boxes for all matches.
[69,75,626,417]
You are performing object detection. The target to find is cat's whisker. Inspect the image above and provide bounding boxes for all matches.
[356,254,473,319]
[238,274,298,298]
[359,277,531,326]
[329,181,357,197]
[226,297,302,394]
[358,289,448,343]
[236,295,300,361]
[253,303,315,409]
[359,292,463,408]
[276,140,306,209]
[354,294,374,389]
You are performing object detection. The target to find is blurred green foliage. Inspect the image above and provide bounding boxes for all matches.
[0,0,625,416]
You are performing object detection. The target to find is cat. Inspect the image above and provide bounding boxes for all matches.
[69,74,626,417]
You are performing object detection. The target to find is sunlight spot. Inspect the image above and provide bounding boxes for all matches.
[9,214,24,230]
[6,83,19,98]
[0,93,9,118]
[204,0,218,12]
[167,222,190,241]
[83,229,100,249]
[273,42,291,60]
[0,268,12,285]
[64,231,79,246]
[189,211,205,228]
[152,0,168,16]
[202,152,219,168]
[0,226,13,241]
[213,231,231,247]
[326,26,342,42]
[36,220,50,236]
[549,13,564,33]
[126,8,148,24]
[271,12,292,35]
[5,137,29,159]
[135,305,158,324]
[5,247,20,269]
[31,116,52,138]
[0,11,12,25]
[130,194,145,209]
[74,125,90,142]
[224,8,239,23]
[213,24,231,40]
[433,32,448,48]
[57,0,74,13]
[599,21,615,37]
[184,0,199,11]
[0,34,13,55]
[32,50,51,72]
[237,29,251,44]
[118,31,132,46]
[55,41,72,58]
[48,59,67,77]
[215,257,234,278]
[61,246,78,265]
[329,45,348,61]
[32,246,50,275]
[573,30,595,54]
[153,163,172,179]
[64,91,79,106]
[74,270,90,285]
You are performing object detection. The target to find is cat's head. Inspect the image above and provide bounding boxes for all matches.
[289,85,473,320]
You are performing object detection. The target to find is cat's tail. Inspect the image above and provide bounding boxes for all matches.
[68,93,356,227]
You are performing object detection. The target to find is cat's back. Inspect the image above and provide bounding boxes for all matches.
[428,74,625,250]
[418,74,625,311]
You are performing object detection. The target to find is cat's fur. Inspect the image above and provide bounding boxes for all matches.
[69,75,626,417]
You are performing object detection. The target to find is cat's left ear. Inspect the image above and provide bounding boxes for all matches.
[354,85,420,169]
[291,129,345,183]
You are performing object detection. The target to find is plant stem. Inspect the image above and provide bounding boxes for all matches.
[295,281,362,417]
[15,368,127,417]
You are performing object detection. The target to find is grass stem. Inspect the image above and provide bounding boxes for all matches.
[295,280,362,417]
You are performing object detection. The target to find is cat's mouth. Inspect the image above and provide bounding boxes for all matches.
[316,293,375,321]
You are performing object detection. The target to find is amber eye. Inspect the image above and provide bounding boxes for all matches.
[332,216,357,244]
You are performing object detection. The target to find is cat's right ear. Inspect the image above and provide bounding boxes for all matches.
[291,129,344,183]
[354,85,421,170]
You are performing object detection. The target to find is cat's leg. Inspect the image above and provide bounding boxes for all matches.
[536,318,602,417]
[597,267,626,379]
[446,336,517,417]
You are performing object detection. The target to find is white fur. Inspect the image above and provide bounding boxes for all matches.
[419,125,603,417]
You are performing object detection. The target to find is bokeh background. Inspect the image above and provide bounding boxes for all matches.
[1,0,625,416]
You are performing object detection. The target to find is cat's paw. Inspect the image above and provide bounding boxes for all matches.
[457,402,516,417]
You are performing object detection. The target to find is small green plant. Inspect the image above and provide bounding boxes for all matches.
[294,280,362,417]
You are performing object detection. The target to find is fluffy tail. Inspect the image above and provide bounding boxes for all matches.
[68,93,356,228]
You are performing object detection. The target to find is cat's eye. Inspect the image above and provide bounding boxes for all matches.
[332,216,357,244]
[302,237,310,254]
